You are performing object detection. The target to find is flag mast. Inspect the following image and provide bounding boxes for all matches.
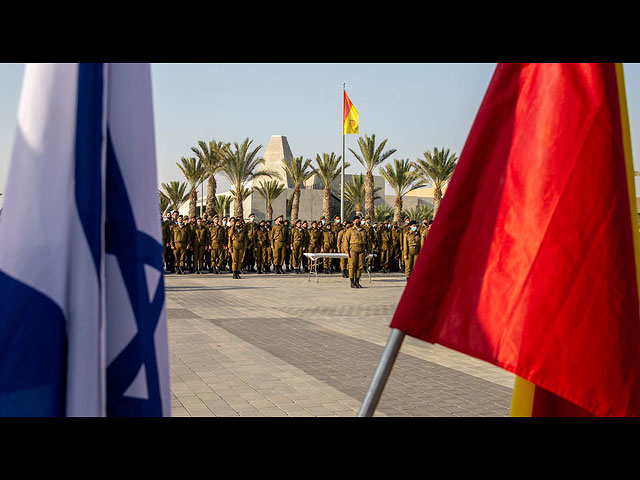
[358,328,406,416]
[341,83,345,221]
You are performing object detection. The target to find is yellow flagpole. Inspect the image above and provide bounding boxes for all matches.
[509,376,535,417]
[615,63,640,305]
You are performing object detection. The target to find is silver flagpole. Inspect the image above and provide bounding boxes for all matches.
[357,328,406,417]
[341,83,345,221]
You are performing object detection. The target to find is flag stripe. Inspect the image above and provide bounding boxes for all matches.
[343,91,353,123]
[74,63,105,275]
[0,271,67,416]
[615,63,640,314]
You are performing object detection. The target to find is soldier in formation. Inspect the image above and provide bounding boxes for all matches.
[161,210,432,283]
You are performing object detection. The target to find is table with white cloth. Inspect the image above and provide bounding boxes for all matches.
[303,252,375,283]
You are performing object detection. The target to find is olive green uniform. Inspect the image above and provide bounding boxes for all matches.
[228,226,248,274]
[321,227,335,271]
[336,227,348,275]
[403,229,422,278]
[192,225,209,272]
[379,226,393,271]
[208,223,226,271]
[162,219,175,272]
[270,223,287,270]
[290,226,306,271]
[255,228,269,272]
[244,221,258,271]
[171,224,192,271]
[344,226,368,282]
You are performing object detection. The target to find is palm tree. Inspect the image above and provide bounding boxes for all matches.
[177,156,207,218]
[380,158,425,224]
[159,190,170,216]
[213,194,232,219]
[373,204,394,223]
[282,155,314,222]
[229,186,254,216]
[348,134,396,216]
[344,173,383,216]
[404,204,434,223]
[191,139,229,217]
[312,152,349,220]
[220,138,276,218]
[254,179,286,220]
[160,180,189,213]
[413,147,458,218]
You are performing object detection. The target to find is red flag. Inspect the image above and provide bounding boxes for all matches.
[390,63,640,417]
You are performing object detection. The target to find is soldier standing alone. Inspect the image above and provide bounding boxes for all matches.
[344,216,368,288]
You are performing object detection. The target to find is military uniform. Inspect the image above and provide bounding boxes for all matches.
[192,223,209,274]
[208,221,226,273]
[171,222,192,273]
[290,224,306,273]
[379,224,393,273]
[244,217,258,272]
[344,222,369,288]
[320,226,335,273]
[336,225,348,277]
[255,226,269,273]
[403,221,422,279]
[270,217,287,274]
[228,224,248,278]
[162,217,175,273]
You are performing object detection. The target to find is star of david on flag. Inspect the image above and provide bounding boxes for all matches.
[0,63,171,416]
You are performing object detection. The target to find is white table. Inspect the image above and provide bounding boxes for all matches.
[303,252,374,283]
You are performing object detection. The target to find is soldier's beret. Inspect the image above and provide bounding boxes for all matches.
[409,220,417,226]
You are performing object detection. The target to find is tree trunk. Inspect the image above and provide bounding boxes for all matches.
[234,190,244,218]
[433,187,442,219]
[266,202,273,221]
[206,174,217,217]
[365,170,375,217]
[189,186,197,218]
[323,186,331,220]
[291,184,301,222]
[393,194,402,224]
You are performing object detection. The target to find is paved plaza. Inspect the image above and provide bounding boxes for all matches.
[166,269,515,417]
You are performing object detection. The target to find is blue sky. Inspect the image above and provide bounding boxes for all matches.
[2,63,640,205]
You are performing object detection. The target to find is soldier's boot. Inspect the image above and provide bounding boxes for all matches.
[342,270,348,278]
[355,277,363,288]
[177,267,182,275]
[350,278,356,288]
[236,270,242,279]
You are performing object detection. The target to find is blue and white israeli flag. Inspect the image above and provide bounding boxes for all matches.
[0,64,170,416]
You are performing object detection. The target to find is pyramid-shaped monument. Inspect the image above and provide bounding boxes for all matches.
[260,135,294,188]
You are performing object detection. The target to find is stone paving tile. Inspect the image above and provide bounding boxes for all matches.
[165,271,515,417]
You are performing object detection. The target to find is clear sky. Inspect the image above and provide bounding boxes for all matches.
[2,63,640,207]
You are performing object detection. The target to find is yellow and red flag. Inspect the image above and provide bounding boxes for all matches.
[343,90,359,134]
[390,63,640,417]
